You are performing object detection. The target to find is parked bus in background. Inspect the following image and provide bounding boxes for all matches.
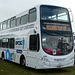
[73,34,75,63]
[0,4,74,69]
[73,34,75,50]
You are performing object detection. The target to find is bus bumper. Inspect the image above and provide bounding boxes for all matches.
[36,57,74,69]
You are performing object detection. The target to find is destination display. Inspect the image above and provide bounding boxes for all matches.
[46,25,67,31]
[41,22,70,31]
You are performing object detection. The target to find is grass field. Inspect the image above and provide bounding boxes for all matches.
[0,59,75,75]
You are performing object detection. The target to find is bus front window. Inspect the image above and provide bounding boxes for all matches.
[40,5,69,22]
[42,33,73,55]
[40,5,73,55]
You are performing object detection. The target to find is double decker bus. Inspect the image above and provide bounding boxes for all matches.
[0,4,74,69]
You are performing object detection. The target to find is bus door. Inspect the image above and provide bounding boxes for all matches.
[26,34,39,67]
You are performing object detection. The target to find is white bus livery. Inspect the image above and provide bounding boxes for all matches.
[0,4,74,69]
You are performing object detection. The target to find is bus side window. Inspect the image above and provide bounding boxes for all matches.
[9,38,15,49]
[2,38,9,48]
[2,21,7,30]
[6,39,9,48]
[21,15,28,25]
[7,19,10,28]
[11,19,16,28]
[29,34,39,51]
[0,23,3,31]
[28,8,37,22]
[16,17,20,26]
[2,39,6,48]
[0,39,2,47]
[0,23,1,30]
[1,23,2,30]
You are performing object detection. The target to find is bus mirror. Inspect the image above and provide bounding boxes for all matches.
[68,8,74,22]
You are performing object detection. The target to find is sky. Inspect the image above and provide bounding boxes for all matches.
[0,0,75,32]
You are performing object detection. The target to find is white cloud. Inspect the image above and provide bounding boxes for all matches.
[60,0,75,32]
[0,0,75,32]
[0,0,61,22]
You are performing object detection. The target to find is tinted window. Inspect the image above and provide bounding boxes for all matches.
[2,39,6,48]
[17,18,20,26]
[1,23,2,30]
[0,40,2,47]
[21,15,28,25]
[29,8,37,22]
[9,38,15,48]
[6,39,9,48]
[40,5,69,22]
[0,23,1,30]
[2,39,9,48]
[1,38,14,48]
[7,19,10,28]
[2,21,7,30]
[29,35,38,51]
[11,19,16,27]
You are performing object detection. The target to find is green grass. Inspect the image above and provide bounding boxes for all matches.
[0,59,75,75]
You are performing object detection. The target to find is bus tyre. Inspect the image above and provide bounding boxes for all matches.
[1,52,5,61]
[20,56,26,68]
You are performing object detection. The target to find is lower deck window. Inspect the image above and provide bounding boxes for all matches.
[9,38,15,48]
[1,38,15,49]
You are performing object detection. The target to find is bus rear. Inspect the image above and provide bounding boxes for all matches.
[38,5,74,68]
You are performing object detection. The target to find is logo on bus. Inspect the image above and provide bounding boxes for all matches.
[6,49,12,61]
[16,50,22,54]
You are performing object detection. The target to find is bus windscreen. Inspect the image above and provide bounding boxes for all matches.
[40,5,73,56]
[40,5,70,22]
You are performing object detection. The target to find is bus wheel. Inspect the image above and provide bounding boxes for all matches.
[20,56,26,68]
[1,52,5,61]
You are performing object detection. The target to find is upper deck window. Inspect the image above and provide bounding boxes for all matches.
[7,19,10,28]
[10,16,16,28]
[21,15,28,25]
[40,5,70,22]
[29,8,37,22]
[11,19,16,27]
[0,23,2,30]
[0,23,1,30]
[17,17,20,26]
[2,21,7,30]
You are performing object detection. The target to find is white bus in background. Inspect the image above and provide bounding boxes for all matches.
[73,34,75,63]
[0,4,74,69]
[73,35,75,50]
